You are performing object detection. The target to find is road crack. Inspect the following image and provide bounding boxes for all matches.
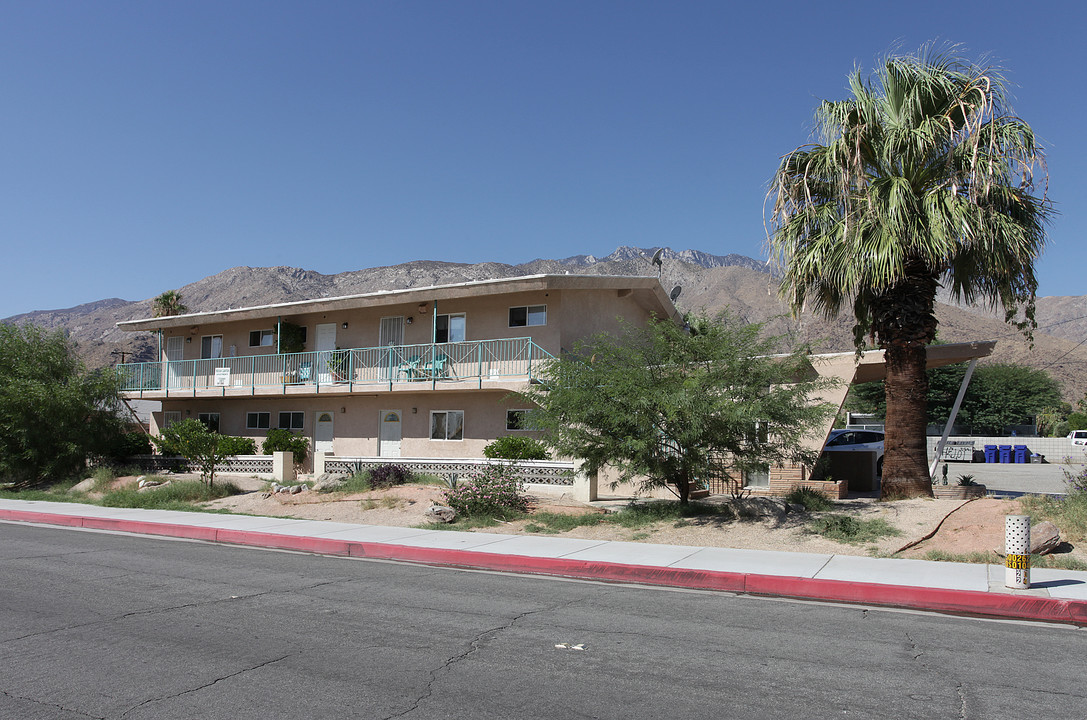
[119,655,291,717]
[0,689,105,719]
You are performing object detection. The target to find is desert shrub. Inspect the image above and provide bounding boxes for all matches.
[442,465,530,518]
[96,431,153,464]
[368,464,414,489]
[807,515,902,544]
[262,428,309,466]
[784,486,832,511]
[101,479,241,510]
[483,436,549,460]
[217,435,258,456]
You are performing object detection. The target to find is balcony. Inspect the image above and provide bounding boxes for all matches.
[118,337,553,398]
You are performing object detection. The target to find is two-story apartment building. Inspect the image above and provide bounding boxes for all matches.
[116,275,681,465]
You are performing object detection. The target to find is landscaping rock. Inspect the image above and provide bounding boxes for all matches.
[311,473,349,492]
[289,484,303,494]
[425,504,457,523]
[1031,521,1061,555]
[71,478,97,493]
[731,497,790,520]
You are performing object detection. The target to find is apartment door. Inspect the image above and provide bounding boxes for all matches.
[315,322,337,383]
[165,336,185,389]
[314,411,335,454]
[379,317,404,379]
[379,410,402,457]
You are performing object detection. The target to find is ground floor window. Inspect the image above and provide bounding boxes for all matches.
[744,465,770,488]
[430,410,464,440]
[246,412,270,430]
[163,411,182,429]
[506,409,532,431]
[279,411,304,430]
[197,413,220,432]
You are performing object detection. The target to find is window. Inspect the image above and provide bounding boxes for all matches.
[434,313,465,343]
[163,411,182,429]
[246,412,270,430]
[201,335,223,359]
[279,411,304,430]
[430,410,464,440]
[249,330,274,347]
[509,305,546,328]
[744,465,770,488]
[197,413,220,432]
[506,409,533,431]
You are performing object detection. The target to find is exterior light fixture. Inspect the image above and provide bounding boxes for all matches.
[342,322,348,329]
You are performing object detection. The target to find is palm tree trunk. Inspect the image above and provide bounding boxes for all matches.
[881,342,933,499]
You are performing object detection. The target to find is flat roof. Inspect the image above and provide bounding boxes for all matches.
[118,274,679,331]
[808,340,998,383]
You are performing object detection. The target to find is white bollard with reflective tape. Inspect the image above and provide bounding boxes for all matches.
[1005,514,1031,589]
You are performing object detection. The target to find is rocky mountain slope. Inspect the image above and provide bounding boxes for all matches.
[4,246,1085,402]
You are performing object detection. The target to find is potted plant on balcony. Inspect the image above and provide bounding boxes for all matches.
[278,321,306,383]
[328,348,351,383]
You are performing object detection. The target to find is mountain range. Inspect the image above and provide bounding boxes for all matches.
[4,246,1085,403]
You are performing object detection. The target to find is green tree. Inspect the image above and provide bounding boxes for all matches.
[153,418,223,486]
[769,45,1051,499]
[519,314,835,504]
[152,290,188,318]
[0,324,125,487]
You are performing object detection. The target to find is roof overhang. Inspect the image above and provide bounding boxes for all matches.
[118,274,680,332]
[807,340,997,385]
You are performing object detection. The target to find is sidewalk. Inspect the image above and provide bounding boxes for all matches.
[2,498,1086,626]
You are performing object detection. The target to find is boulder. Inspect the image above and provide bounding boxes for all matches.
[1031,521,1061,556]
[311,473,349,492]
[289,484,303,494]
[731,497,790,520]
[425,504,457,523]
[71,478,97,493]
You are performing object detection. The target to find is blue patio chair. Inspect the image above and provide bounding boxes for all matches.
[298,362,312,382]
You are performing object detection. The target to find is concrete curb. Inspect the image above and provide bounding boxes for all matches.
[4,508,1085,627]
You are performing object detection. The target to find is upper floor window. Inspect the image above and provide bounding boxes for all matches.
[435,313,465,343]
[249,330,274,347]
[201,335,223,359]
[509,305,546,328]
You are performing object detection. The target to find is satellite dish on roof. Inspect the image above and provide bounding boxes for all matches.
[669,285,682,302]
[650,248,664,277]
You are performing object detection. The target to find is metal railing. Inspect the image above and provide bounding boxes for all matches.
[117,338,553,394]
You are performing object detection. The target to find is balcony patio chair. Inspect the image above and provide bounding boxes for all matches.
[397,355,422,381]
[298,362,312,383]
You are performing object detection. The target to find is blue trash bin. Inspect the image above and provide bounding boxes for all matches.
[999,445,1012,463]
[1014,445,1029,463]
[984,445,998,463]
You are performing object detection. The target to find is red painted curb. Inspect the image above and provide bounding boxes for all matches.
[4,508,1086,626]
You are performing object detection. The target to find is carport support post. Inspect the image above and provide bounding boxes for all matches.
[1005,515,1031,589]
[928,358,979,478]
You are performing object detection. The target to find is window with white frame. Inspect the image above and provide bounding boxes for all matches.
[246,412,270,430]
[434,313,465,343]
[430,410,464,440]
[744,465,770,488]
[506,409,533,431]
[278,411,304,430]
[201,335,223,359]
[249,330,274,347]
[197,413,220,432]
[509,305,546,328]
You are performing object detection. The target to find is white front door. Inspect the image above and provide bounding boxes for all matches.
[315,322,337,383]
[379,317,404,379]
[314,411,335,454]
[165,336,184,389]
[379,410,402,457]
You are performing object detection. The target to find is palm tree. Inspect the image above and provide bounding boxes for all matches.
[152,290,188,318]
[768,46,1051,499]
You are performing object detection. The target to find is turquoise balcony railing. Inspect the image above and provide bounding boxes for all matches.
[117,337,553,394]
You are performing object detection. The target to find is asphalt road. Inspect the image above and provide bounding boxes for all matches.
[1,522,1084,720]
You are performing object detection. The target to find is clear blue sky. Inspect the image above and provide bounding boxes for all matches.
[2,0,1084,319]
